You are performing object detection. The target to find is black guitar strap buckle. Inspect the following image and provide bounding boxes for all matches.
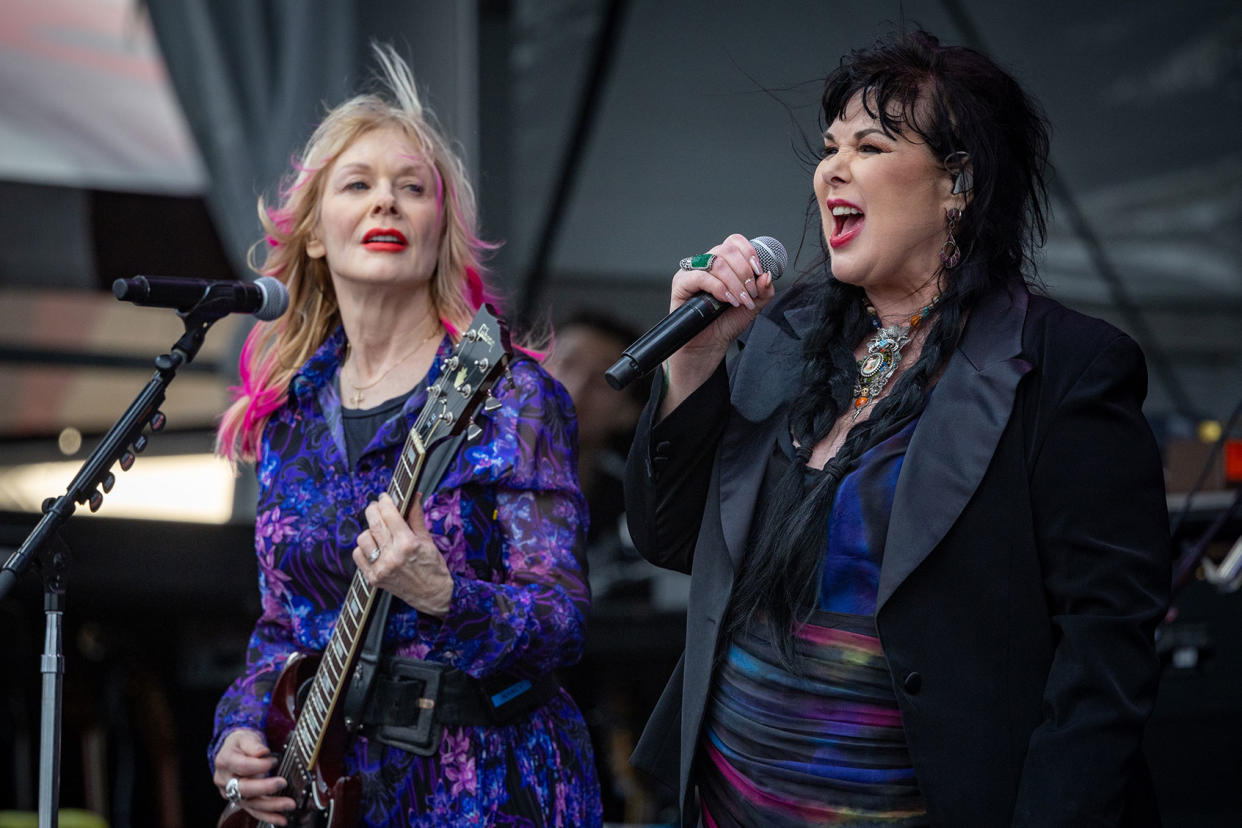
[362,658,445,756]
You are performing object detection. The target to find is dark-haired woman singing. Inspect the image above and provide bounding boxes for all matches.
[625,30,1169,828]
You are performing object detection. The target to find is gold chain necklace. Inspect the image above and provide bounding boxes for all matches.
[344,321,441,408]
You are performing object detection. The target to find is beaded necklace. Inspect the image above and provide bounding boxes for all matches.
[851,297,938,420]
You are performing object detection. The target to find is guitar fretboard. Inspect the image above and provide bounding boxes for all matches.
[283,436,432,770]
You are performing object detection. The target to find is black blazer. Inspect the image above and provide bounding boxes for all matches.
[624,281,1170,827]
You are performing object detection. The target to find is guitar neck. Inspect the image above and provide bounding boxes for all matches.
[387,429,427,516]
[284,430,428,771]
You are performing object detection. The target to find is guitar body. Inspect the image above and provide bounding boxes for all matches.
[217,652,360,828]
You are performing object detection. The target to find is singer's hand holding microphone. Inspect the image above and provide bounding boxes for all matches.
[604,234,786,415]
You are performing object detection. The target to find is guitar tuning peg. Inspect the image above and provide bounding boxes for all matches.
[119,451,135,471]
[88,490,103,512]
[484,396,502,412]
[102,472,116,493]
[151,411,167,431]
[134,434,149,453]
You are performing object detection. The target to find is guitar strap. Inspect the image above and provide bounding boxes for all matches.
[341,428,467,733]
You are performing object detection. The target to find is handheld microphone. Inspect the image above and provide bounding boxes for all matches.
[112,275,290,321]
[604,236,787,390]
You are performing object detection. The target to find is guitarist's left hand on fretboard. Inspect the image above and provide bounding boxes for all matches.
[352,491,453,616]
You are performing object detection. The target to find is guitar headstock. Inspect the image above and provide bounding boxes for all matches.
[416,304,511,449]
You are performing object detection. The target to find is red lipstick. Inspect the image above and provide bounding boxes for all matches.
[362,227,408,252]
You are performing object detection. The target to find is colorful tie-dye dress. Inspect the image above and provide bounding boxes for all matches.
[210,327,603,826]
[700,418,928,827]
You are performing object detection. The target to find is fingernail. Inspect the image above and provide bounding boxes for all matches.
[739,291,755,310]
[724,291,739,307]
[749,256,763,276]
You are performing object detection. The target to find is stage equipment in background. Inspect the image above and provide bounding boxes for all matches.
[1169,398,1242,597]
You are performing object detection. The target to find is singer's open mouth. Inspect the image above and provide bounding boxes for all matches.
[829,204,864,248]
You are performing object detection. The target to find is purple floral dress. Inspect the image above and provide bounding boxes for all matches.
[210,326,603,826]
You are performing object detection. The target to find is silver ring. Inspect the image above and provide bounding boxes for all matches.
[225,777,243,805]
[367,545,381,563]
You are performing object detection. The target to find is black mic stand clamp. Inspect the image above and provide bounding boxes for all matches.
[0,299,233,826]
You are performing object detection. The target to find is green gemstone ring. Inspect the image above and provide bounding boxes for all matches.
[678,253,716,271]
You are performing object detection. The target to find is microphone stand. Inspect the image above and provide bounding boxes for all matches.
[0,298,235,827]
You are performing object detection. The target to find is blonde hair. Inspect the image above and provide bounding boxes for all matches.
[217,44,499,462]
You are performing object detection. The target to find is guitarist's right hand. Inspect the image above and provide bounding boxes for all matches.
[213,727,297,825]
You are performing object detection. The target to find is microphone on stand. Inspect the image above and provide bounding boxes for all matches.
[112,275,290,321]
[604,236,787,390]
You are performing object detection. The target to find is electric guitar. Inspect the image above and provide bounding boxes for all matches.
[219,306,512,828]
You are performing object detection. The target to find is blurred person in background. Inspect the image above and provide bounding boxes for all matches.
[546,310,682,823]
[545,311,647,588]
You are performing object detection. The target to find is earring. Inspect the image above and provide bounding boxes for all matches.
[943,151,973,194]
[940,207,962,269]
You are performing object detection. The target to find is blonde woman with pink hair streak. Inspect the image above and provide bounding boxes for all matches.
[208,44,602,826]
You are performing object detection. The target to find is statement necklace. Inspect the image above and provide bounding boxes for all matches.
[344,321,442,408]
[851,297,938,420]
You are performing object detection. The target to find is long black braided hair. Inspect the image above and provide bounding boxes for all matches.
[724,30,1052,669]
